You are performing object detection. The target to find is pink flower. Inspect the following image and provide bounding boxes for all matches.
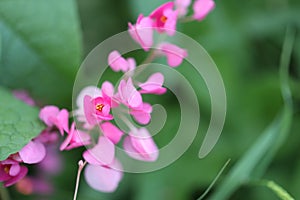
[84,159,123,193]
[117,78,143,108]
[12,90,35,106]
[0,159,28,187]
[175,0,191,17]
[39,106,69,135]
[83,95,113,126]
[123,128,159,162]
[130,103,152,125]
[75,86,102,121]
[158,43,188,67]
[100,122,124,144]
[128,14,154,51]
[83,136,115,166]
[60,122,91,151]
[192,0,215,21]
[108,51,136,73]
[139,72,167,95]
[150,2,178,36]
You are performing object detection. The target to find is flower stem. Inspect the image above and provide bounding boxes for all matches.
[179,16,194,23]
[197,159,231,200]
[73,160,87,200]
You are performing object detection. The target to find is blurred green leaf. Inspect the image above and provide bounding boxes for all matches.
[0,0,82,106]
[0,87,45,161]
[208,28,295,199]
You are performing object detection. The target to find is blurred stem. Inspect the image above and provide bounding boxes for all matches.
[279,27,295,105]
[132,50,157,78]
[141,50,156,65]
[249,180,295,200]
[0,185,10,200]
[73,160,87,200]
[179,16,195,23]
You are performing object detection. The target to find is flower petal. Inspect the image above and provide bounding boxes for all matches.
[83,136,115,165]
[83,95,97,126]
[123,128,159,162]
[159,43,187,67]
[55,109,69,135]
[59,123,75,151]
[75,86,102,117]
[108,51,129,72]
[193,0,215,21]
[175,0,191,16]
[126,78,142,108]
[130,128,159,161]
[128,15,153,51]
[84,160,123,193]
[9,164,21,176]
[139,73,167,94]
[19,141,46,164]
[101,81,114,98]
[100,122,124,144]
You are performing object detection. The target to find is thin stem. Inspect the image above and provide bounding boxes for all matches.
[73,160,87,200]
[141,50,157,65]
[179,16,195,23]
[197,159,231,200]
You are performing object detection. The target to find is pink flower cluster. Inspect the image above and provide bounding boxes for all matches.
[129,0,215,55]
[72,74,164,192]
[0,0,215,196]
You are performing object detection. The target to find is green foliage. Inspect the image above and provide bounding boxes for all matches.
[209,28,295,200]
[0,87,45,161]
[0,0,82,106]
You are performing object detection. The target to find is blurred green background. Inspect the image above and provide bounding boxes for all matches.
[1,0,300,199]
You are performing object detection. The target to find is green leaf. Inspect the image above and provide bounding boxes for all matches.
[208,28,295,199]
[0,87,45,161]
[0,0,82,106]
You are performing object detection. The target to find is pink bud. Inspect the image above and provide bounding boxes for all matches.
[192,0,215,21]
